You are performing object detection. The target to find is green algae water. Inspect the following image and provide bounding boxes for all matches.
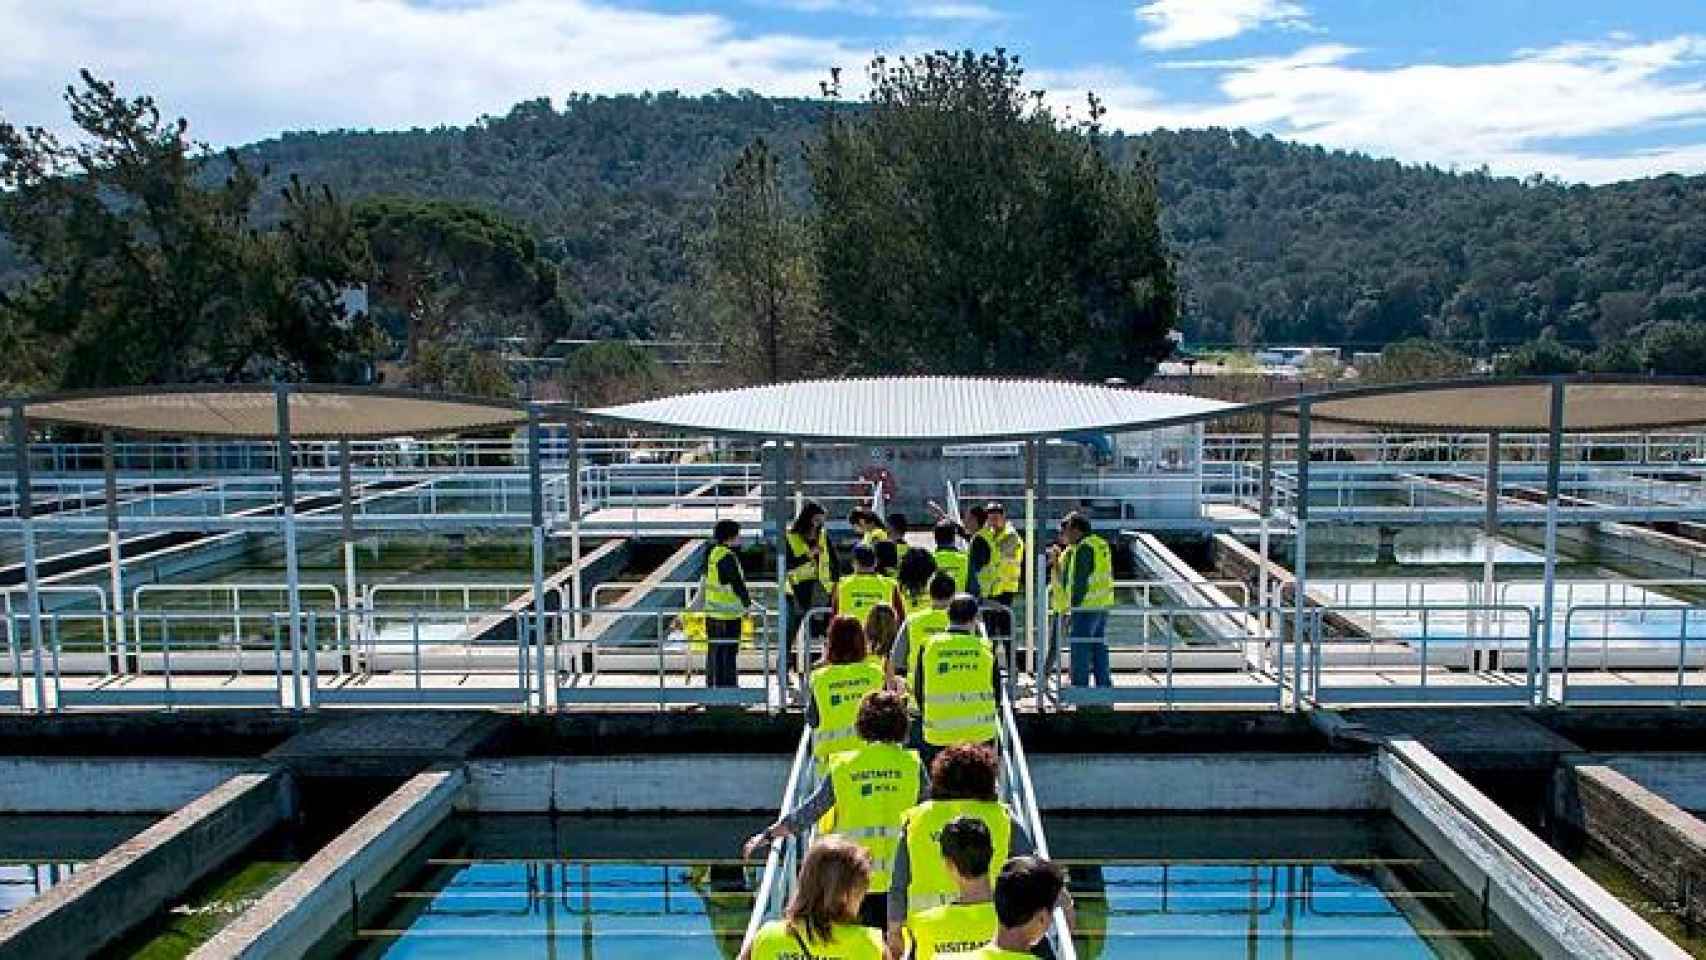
[329,815,764,959]
[1049,814,1532,959]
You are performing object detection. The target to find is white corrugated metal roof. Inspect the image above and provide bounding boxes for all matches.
[585,377,1235,441]
[1278,378,1706,432]
[10,388,527,439]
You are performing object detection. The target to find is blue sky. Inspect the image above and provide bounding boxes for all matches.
[3,0,1705,183]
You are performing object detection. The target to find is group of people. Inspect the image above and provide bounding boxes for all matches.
[700,496,1119,693]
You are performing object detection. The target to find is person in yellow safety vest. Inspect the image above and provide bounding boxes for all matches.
[741,837,886,960]
[896,546,940,620]
[961,857,1071,960]
[931,520,971,593]
[975,503,1024,671]
[1059,512,1116,688]
[917,596,1002,764]
[786,501,840,647]
[887,572,956,700]
[886,744,1046,957]
[904,817,999,960]
[805,617,887,761]
[745,692,929,930]
[834,543,903,627]
[702,519,754,689]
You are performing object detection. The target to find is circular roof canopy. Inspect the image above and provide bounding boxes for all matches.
[1274,377,1706,433]
[585,377,1235,442]
[7,387,528,439]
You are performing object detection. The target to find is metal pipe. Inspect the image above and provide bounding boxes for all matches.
[275,385,305,710]
[1538,380,1566,701]
[568,420,583,660]
[1258,411,1273,637]
[773,438,789,707]
[11,402,46,713]
[1481,431,1500,664]
[1024,440,1038,681]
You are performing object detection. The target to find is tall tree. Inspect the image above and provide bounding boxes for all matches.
[0,71,371,387]
[704,138,820,383]
[352,196,560,373]
[806,50,1178,378]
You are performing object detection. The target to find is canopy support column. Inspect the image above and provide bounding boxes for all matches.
[1291,401,1311,711]
[791,441,805,516]
[275,385,305,710]
[1024,440,1038,687]
[102,431,127,674]
[12,403,46,713]
[1481,431,1500,663]
[1258,411,1274,635]
[1539,381,1566,703]
[339,438,357,674]
[1035,438,1051,711]
[567,420,582,657]
[528,406,548,712]
[772,438,790,709]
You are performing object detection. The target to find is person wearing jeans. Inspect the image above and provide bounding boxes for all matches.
[1060,513,1114,688]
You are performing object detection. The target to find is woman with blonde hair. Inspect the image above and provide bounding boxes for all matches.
[743,837,885,959]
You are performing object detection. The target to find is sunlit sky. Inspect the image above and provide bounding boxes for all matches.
[4,0,1706,183]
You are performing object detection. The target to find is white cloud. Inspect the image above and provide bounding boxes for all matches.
[1071,36,1706,183]
[1134,0,1311,51]
[756,0,1002,21]
[0,0,881,146]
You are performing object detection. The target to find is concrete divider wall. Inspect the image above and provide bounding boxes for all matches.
[461,755,787,813]
[192,765,465,960]
[0,770,294,960]
[1599,755,1706,813]
[0,757,262,813]
[1029,754,1380,811]
[1555,758,1706,930]
[1381,740,1684,960]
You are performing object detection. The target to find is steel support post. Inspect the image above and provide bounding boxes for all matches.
[11,402,46,713]
[1538,381,1566,702]
[1258,411,1274,635]
[102,431,127,673]
[1291,401,1311,711]
[773,438,790,708]
[1481,431,1501,661]
[339,438,357,673]
[1023,440,1038,681]
[528,406,548,711]
[275,386,305,710]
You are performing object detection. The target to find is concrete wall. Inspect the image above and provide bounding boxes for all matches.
[1599,755,1706,812]
[0,771,293,960]
[461,755,788,813]
[193,765,465,960]
[1555,758,1706,929]
[1382,740,1682,960]
[1030,754,1380,811]
[0,757,262,813]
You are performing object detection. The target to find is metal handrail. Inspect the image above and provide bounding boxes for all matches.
[997,681,1077,959]
[1558,604,1706,705]
[741,725,816,954]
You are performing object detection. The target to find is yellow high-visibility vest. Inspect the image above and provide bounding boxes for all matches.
[902,799,1013,916]
[919,631,998,747]
[703,544,744,621]
[905,608,951,700]
[933,547,970,592]
[826,741,921,893]
[836,572,896,626]
[907,901,999,960]
[810,660,885,761]
[1064,534,1115,610]
[977,527,1023,596]
[785,529,833,589]
[748,920,884,960]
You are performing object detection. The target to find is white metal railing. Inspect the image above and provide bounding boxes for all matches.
[741,725,816,955]
[1558,605,1706,705]
[997,684,1078,959]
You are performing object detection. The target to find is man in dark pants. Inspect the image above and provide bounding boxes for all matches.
[701,518,752,688]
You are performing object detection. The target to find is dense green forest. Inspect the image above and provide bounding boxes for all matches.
[162,92,1706,354]
[5,87,1706,366]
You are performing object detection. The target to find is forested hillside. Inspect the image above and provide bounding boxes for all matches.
[7,91,1706,353]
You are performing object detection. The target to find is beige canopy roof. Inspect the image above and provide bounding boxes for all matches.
[1268,378,1706,432]
[5,387,528,439]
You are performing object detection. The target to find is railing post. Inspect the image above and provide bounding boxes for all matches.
[275,385,305,711]
[1291,399,1311,713]
[11,401,47,714]
[1538,380,1566,703]
[102,431,127,675]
